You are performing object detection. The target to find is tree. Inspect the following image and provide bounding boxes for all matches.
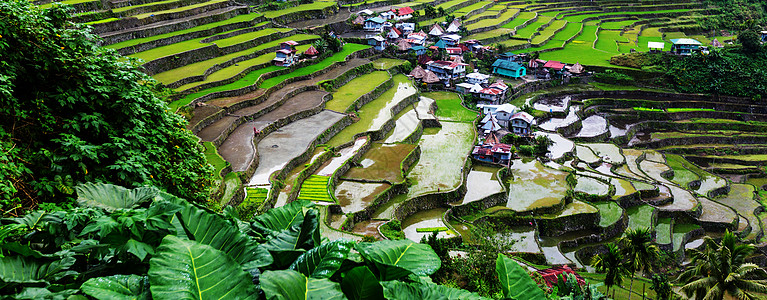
[649,274,671,300]
[679,231,767,299]
[0,1,213,211]
[533,135,553,156]
[621,228,661,300]
[738,30,763,54]
[592,243,629,298]
[425,6,436,18]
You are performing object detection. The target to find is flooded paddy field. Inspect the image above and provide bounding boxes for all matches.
[401,208,454,241]
[343,143,416,183]
[335,181,390,213]
[507,159,569,212]
[406,123,474,198]
[455,165,504,205]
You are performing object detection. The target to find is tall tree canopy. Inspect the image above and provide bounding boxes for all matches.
[0,0,213,212]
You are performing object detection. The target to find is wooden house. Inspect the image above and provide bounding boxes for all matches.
[367,36,387,51]
[510,112,534,135]
[303,45,319,59]
[465,72,489,85]
[391,6,414,20]
[364,17,385,32]
[273,41,298,67]
[441,34,461,46]
[426,60,467,82]
[492,59,527,78]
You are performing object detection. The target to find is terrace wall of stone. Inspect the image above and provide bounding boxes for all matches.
[92,1,241,35]
[466,9,521,34]
[393,158,472,221]
[559,213,627,250]
[462,6,507,26]
[114,18,269,55]
[268,4,340,25]
[143,30,296,75]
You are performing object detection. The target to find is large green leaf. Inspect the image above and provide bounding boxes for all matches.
[263,208,321,268]
[495,254,546,300]
[355,240,441,281]
[290,240,354,278]
[76,182,158,211]
[0,255,75,283]
[80,274,150,300]
[341,266,384,300]
[172,199,272,269]
[148,236,258,299]
[381,281,488,300]
[251,200,314,238]
[260,269,345,300]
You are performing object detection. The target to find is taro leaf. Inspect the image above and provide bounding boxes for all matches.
[341,266,384,300]
[251,200,314,238]
[355,240,441,281]
[81,274,150,300]
[13,287,81,300]
[8,210,47,229]
[263,209,321,268]
[381,280,488,300]
[75,182,158,211]
[120,239,154,261]
[495,254,546,300]
[148,236,258,299]
[289,240,354,278]
[172,199,272,269]
[0,255,76,283]
[260,269,345,300]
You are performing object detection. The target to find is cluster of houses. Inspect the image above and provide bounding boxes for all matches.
[272,40,320,67]
[471,103,536,165]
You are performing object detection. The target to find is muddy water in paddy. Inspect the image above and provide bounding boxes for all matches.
[316,137,367,176]
[539,105,580,131]
[507,159,568,212]
[453,165,503,205]
[352,220,386,239]
[535,132,573,160]
[343,143,416,183]
[575,115,608,138]
[248,110,344,185]
[334,181,390,213]
[406,123,474,198]
[384,107,419,143]
[574,145,600,164]
[401,208,453,241]
[496,226,540,253]
[414,97,436,120]
[534,95,571,113]
[696,197,737,225]
[574,176,610,196]
[584,143,624,165]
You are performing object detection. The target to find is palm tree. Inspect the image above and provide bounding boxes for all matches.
[592,243,629,298]
[621,227,661,300]
[679,231,767,299]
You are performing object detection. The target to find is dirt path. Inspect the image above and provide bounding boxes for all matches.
[220,90,328,172]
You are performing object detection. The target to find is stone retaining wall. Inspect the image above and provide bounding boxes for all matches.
[269,4,339,25]
[467,8,520,35]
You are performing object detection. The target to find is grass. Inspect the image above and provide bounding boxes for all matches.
[531,20,567,44]
[132,0,229,19]
[655,217,672,244]
[85,18,118,25]
[415,227,448,232]
[466,8,521,31]
[514,16,552,39]
[131,27,292,62]
[107,13,264,49]
[632,107,663,112]
[170,65,281,111]
[39,0,96,9]
[517,22,582,53]
[112,0,178,13]
[325,71,390,112]
[667,108,716,112]
[600,19,639,30]
[203,142,228,180]
[588,82,672,93]
[259,43,370,89]
[175,44,311,91]
[466,28,515,41]
[423,91,477,122]
[594,201,623,227]
[500,11,535,29]
[262,1,336,19]
[297,175,334,202]
[595,30,629,53]
[153,34,318,84]
[580,272,656,299]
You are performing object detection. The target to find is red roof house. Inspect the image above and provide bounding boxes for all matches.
[304,45,319,57]
[543,60,566,70]
[536,266,585,288]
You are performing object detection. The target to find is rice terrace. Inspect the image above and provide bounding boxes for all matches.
[2,0,767,298]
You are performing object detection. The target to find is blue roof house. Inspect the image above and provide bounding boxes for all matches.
[410,45,427,56]
[368,36,387,51]
[364,17,385,32]
[492,59,526,78]
[670,38,702,55]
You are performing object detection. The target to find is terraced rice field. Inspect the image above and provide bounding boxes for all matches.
[297,175,334,202]
[326,71,391,112]
[507,159,569,212]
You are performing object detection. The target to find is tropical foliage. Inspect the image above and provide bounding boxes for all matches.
[679,231,767,299]
[0,1,214,213]
[0,182,524,299]
[591,243,628,298]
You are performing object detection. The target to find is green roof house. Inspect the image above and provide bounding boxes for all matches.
[492,59,526,78]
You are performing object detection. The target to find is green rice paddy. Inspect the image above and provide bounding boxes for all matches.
[244,186,269,207]
[325,71,390,112]
[203,141,229,180]
[654,218,672,244]
[259,43,371,89]
[594,201,622,227]
[514,16,552,39]
[501,11,535,29]
[466,8,520,31]
[664,154,700,187]
[297,175,334,202]
[424,91,477,122]
[627,205,654,230]
[262,1,337,19]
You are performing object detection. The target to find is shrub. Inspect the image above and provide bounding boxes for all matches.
[593,69,634,85]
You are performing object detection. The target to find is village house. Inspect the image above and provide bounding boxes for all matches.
[441,34,461,46]
[396,39,411,52]
[493,103,517,127]
[387,28,401,41]
[670,38,702,55]
[367,36,387,51]
[492,59,527,79]
[425,60,468,83]
[352,15,365,26]
[456,82,482,94]
[406,30,427,46]
[648,41,665,53]
[390,6,414,21]
[303,45,319,59]
[466,72,490,85]
[429,23,445,38]
[510,111,534,135]
[395,22,415,35]
[446,19,461,33]
[409,45,427,56]
[379,10,395,20]
[472,143,513,164]
[463,40,483,53]
[364,17,385,32]
[478,87,503,103]
[272,40,298,67]
[446,47,462,59]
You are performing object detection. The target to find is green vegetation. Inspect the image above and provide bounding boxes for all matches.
[203,142,229,180]
[514,16,552,39]
[260,43,371,89]
[466,9,520,31]
[132,0,229,19]
[244,186,268,208]
[170,65,281,111]
[325,71,390,112]
[0,1,213,210]
[500,11,535,29]
[664,154,700,187]
[416,226,448,232]
[594,201,623,227]
[424,91,477,122]
[262,1,337,18]
[297,175,334,202]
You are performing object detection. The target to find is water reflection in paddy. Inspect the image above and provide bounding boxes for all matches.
[535,132,573,160]
[497,226,540,253]
[539,106,580,131]
[507,159,569,212]
[454,165,503,205]
[343,143,415,183]
[533,95,571,112]
[575,115,608,138]
[401,208,452,241]
[335,180,390,213]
